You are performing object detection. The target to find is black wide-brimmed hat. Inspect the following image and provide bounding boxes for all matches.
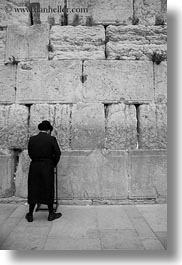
[38,120,53,131]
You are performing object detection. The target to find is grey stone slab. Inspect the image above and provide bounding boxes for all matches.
[58,150,128,199]
[44,237,101,250]
[106,25,167,60]
[134,0,166,26]
[141,238,165,250]
[83,60,154,103]
[0,0,30,27]
[137,204,167,232]
[48,206,97,238]
[67,0,133,25]
[95,206,133,230]
[0,64,16,104]
[71,103,105,149]
[6,24,49,62]
[155,231,167,249]
[50,25,105,60]
[16,60,82,103]
[0,153,14,197]
[128,150,167,198]
[1,217,50,250]
[106,103,137,150]
[99,229,145,250]
[138,104,167,149]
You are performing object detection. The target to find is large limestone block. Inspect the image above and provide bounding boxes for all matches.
[5,24,49,62]
[16,60,82,103]
[49,25,105,60]
[106,25,167,60]
[0,105,28,149]
[0,64,16,103]
[128,150,167,198]
[0,151,14,197]
[0,29,6,62]
[154,61,167,103]
[138,104,167,149]
[15,150,30,198]
[7,105,29,149]
[0,0,30,27]
[83,60,154,103]
[106,104,137,150]
[58,150,128,199]
[71,103,105,149]
[67,0,133,25]
[134,0,166,25]
[30,0,65,25]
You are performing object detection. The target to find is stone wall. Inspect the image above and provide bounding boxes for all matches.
[0,0,167,203]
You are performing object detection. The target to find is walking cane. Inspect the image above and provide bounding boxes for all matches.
[35,166,58,212]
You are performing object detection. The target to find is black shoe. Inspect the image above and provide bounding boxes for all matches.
[48,212,62,221]
[25,213,33,222]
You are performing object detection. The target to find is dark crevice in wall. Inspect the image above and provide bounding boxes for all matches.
[25,104,32,137]
[11,148,22,194]
[29,2,41,25]
[62,0,68,25]
[104,103,111,149]
[80,60,87,83]
[104,25,108,59]
[134,104,140,149]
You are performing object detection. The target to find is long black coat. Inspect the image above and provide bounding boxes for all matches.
[27,132,61,205]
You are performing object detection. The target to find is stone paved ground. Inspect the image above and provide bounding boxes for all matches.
[0,204,167,250]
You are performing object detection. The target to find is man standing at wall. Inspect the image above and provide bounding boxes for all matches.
[25,120,62,222]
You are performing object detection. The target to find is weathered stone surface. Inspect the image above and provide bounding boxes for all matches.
[0,29,6,62]
[67,0,133,25]
[0,64,16,104]
[58,150,128,199]
[0,105,28,149]
[106,43,167,61]
[134,0,166,25]
[106,25,167,60]
[71,103,105,149]
[106,104,137,150]
[83,60,154,103]
[154,61,167,103]
[30,0,65,25]
[0,151,14,197]
[16,60,82,103]
[0,0,30,27]
[7,105,29,149]
[49,25,105,60]
[138,104,167,149]
[128,150,167,198]
[15,150,30,198]
[6,24,49,62]
[29,104,55,137]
